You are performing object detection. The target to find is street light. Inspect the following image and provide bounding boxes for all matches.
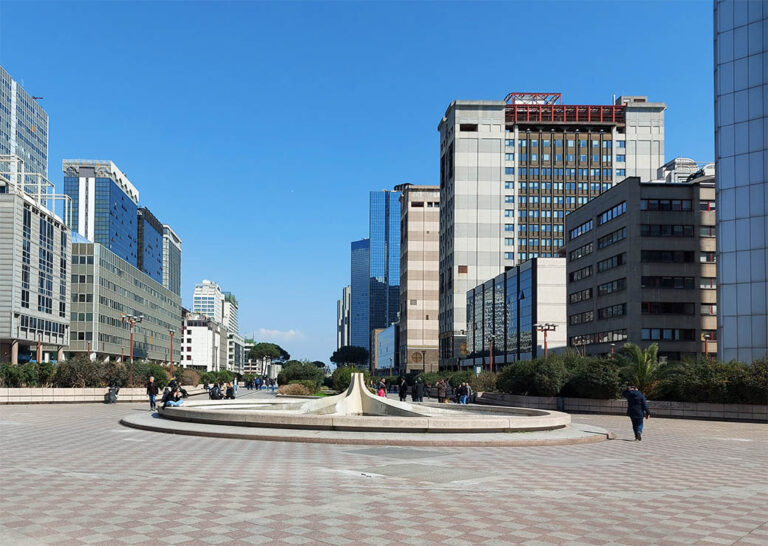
[420,349,426,374]
[122,313,143,386]
[533,323,558,359]
[610,343,616,360]
[703,333,712,362]
[169,329,175,379]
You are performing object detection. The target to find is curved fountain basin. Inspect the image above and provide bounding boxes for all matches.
[158,375,570,433]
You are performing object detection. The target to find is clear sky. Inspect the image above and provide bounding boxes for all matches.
[0,0,715,363]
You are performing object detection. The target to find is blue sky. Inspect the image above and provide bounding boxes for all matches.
[0,0,714,362]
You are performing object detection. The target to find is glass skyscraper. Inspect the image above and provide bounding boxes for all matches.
[714,0,768,361]
[368,190,401,333]
[350,238,370,350]
[137,207,163,284]
[62,160,140,267]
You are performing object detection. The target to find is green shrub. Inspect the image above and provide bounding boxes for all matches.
[0,362,21,387]
[289,379,318,394]
[448,371,474,388]
[332,366,370,392]
[561,358,620,399]
[278,360,324,387]
[532,357,568,396]
[497,361,536,395]
[54,356,103,387]
[37,361,56,386]
[470,371,497,393]
[181,368,200,386]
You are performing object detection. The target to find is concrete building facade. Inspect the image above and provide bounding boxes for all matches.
[336,285,351,349]
[179,312,226,372]
[67,240,182,363]
[437,93,666,369]
[192,280,224,324]
[0,157,70,363]
[714,0,768,361]
[462,258,567,369]
[162,224,182,297]
[564,175,717,360]
[397,183,440,373]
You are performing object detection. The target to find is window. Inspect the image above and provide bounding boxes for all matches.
[555,139,563,147]
[567,140,575,147]
[641,250,694,263]
[700,251,717,263]
[597,227,626,249]
[505,238,514,246]
[597,253,626,273]
[641,276,695,289]
[701,304,717,316]
[459,124,478,132]
[569,310,594,325]
[597,303,626,320]
[505,224,514,232]
[700,226,716,237]
[700,200,716,211]
[504,209,515,217]
[519,140,527,148]
[542,154,550,161]
[617,141,626,148]
[505,181,514,189]
[616,169,626,177]
[505,252,515,260]
[640,199,692,211]
[602,141,612,149]
[530,139,538,147]
[640,224,694,237]
[531,154,538,162]
[597,201,626,225]
[569,219,593,240]
[411,201,424,207]
[579,154,588,162]
[569,242,593,262]
[641,302,696,315]
[505,195,515,203]
[579,140,588,148]
[597,277,626,296]
[570,329,628,346]
[569,265,592,282]
[505,139,515,146]
[555,154,563,161]
[616,155,626,162]
[700,277,716,289]
[569,288,592,304]
[458,265,468,273]
[505,167,515,175]
[641,328,696,341]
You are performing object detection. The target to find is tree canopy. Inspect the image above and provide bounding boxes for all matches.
[330,345,369,367]
[249,342,290,362]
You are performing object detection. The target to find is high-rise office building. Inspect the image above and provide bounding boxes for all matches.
[437,92,666,368]
[714,0,768,361]
[192,280,224,324]
[137,207,163,284]
[0,66,49,180]
[223,292,239,334]
[564,174,717,360]
[62,159,140,267]
[337,285,351,349]
[396,184,440,373]
[162,224,182,297]
[350,238,370,350]
[369,190,401,334]
[0,155,70,364]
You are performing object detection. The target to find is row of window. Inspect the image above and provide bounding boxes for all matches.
[507,167,615,177]
[518,182,612,191]
[570,265,592,282]
[516,239,565,247]
[597,227,626,249]
[570,242,593,262]
[640,224,695,238]
[507,139,620,149]
[640,199,692,211]
[598,201,627,225]
[641,301,696,315]
[569,219,593,240]
[512,224,565,233]
[570,329,628,346]
[597,253,626,273]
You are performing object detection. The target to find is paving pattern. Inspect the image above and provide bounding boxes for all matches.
[1,397,767,545]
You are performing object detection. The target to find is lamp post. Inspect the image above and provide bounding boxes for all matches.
[610,343,616,360]
[487,334,496,373]
[703,333,711,362]
[169,329,175,379]
[533,323,558,359]
[122,313,143,386]
[420,349,426,374]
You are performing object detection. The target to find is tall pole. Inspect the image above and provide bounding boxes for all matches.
[489,337,494,373]
[129,323,134,386]
[169,330,175,378]
[543,330,548,359]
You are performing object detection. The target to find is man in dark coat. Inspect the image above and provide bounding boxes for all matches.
[145,376,159,410]
[413,379,424,402]
[437,379,447,403]
[398,378,408,402]
[622,385,651,441]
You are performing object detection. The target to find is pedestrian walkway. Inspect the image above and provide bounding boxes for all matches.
[0,403,766,544]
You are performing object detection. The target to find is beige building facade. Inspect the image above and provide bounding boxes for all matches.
[397,184,440,373]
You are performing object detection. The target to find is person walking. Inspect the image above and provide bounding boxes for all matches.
[413,378,424,403]
[437,379,446,404]
[398,378,408,402]
[146,376,159,410]
[458,382,468,404]
[622,384,651,441]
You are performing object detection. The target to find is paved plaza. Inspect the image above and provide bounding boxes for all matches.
[1,397,767,545]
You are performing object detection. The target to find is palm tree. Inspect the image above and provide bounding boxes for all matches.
[618,343,661,396]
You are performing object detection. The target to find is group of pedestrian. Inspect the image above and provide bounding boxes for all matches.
[245,376,275,390]
[456,382,473,404]
[146,376,187,410]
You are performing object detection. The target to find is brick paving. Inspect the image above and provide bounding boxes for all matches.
[0,400,766,545]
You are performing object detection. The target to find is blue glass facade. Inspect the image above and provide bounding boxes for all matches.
[350,239,370,350]
[368,191,400,332]
[63,175,138,266]
[137,208,163,284]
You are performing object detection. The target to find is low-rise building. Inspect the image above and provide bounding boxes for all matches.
[564,173,717,360]
[462,258,567,370]
[179,312,227,371]
[67,239,182,363]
